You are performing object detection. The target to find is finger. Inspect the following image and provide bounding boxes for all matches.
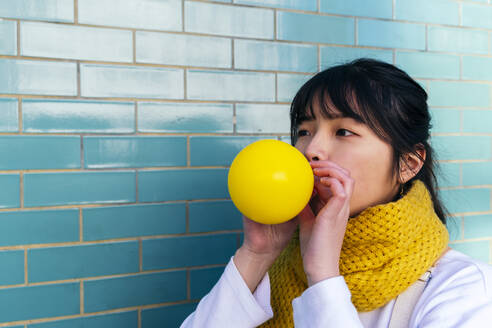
[310,160,350,176]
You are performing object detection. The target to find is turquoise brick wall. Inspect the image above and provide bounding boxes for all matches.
[0,0,491,326]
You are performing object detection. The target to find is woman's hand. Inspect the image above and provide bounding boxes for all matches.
[298,160,354,286]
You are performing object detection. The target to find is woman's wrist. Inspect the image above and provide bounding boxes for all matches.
[233,246,279,293]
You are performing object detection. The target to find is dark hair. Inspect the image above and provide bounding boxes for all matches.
[290,58,448,224]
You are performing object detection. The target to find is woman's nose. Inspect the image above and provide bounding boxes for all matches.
[305,137,329,162]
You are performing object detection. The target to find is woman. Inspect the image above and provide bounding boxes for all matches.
[180,59,492,327]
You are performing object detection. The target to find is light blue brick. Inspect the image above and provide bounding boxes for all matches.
[142,234,236,270]
[138,169,229,202]
[395,0,459,25]
[21,22,132,62]
[0,283,79,323]
[277,73,311,103]
[321,0,392,18]
[187,70,275,102]
[29,311,138,328]
[428,81,490,108]
[440,188,490,213]
[277,11,354,44]
[189,200,242,233]
[0,209,79,247]
[0,136,80,170]
[141,304,197,328]
[84,271,186,313]
[234,40,317,72]
[462,56,492,81]
[462,3,492,29]
[0,0,73,22]
[136,32,231,68]
[464,214,492,239]
[0,250,24,286]
[236,104,290,133]
[190,267,224,299]
[185,1,273,39]
[320,47,393,70]
[446,216,462,241]
[396,51,460,79]
[430,108,460,133]
[428,26,489,55]
[437,162,460,188]
[190,136,268,166]
[432,136,491,161]
[0,59,77,96]
[463,110,492,133]
[79,0,181,31]
[138,102,233,133]
[83,203,186,241]
[235,0,316,10]
[0,174,20,209]
[29,242,139,283]
[462,162,492,186]
[0,98,18,132]
[280,136,292,144]
[450,241,490,262]
[0,19,16,55]
[24,171,136,207]
[358,19,425,50]
[81,64,184,99]
[84,136,186,168]
[22,99,135,133]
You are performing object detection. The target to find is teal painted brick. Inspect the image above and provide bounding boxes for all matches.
[0,59,77,96]
[0,209,78,247]
[84,136,186,168]
[138,169,228,202]
[440,188,490,213]
[138,102,233,133]
[234,40,317,72]
[189,200,242,233]
[79,0,181,31]
[396,52,460,79]
[0,19,16,55]
[235,0,315,10]
[81,64,184,99]
[321,0,392,18]
[0,98,18,132]
[24,171,136,207]
[141,303,197,328]
[277,73,311,103]
[432,136,491,161]
[0,283,79,323]
[428,26,489,55]
[84,270,186,313]
[464,214,492,239]
[0,0,73,22]
[185,1,273,39]
[462,162,492,186]
[430,108,460,133]
[320,47,393,70]
[0,174,19,208]
[142,234,236,270]
[450,241,490,262]
[22,99,135,133]
[136,32,231,68]
[190,266,224,299]
[446,216,462,241]
[358,19,425,50]
[462,56,492,81]
[428,81,490,108]
[0,136,80,170]
[236,104,290,133]
[463,110,492,133]
[190,136,268,166]
[462,3,492,29]
[29,242,139,283]
[29,311,138,328]
[395,0,459,25]
[83,203,186,241]
[187,70,275,102]
[277,11,354,44]
[436,162,460,188]
[0,250,24,286]
[21,22,132,62]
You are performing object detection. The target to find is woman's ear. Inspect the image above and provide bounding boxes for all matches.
[399,146,426,183]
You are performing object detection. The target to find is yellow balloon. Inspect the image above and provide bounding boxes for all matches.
[228,139,314,224]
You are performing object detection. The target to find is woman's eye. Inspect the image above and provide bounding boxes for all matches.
[298,129,310,137]
[336,129,354,137]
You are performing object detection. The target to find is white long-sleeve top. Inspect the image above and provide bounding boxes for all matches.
[180,249,492,327]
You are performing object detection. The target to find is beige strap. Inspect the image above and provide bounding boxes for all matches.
[388,268,434,328]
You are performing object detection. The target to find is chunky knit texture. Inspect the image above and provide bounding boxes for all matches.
[259,180,449,327]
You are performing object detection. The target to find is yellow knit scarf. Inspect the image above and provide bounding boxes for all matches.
[259,180,449,327]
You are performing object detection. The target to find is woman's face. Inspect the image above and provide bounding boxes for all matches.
[294,103,400,217]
